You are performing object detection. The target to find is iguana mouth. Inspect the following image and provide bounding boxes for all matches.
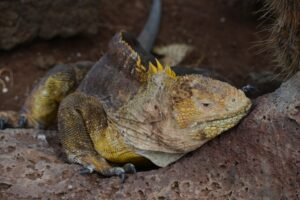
[190,102,252,139]
[216,102,252,122]
[188,102,251,128]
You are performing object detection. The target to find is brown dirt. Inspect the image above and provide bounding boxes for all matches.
[0,0,270,111]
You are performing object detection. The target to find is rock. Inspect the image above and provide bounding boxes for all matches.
[0,0,102,50]
[1,72,300,199]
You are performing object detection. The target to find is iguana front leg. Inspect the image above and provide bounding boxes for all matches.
[58,92,136,181]
[0,62,93,129]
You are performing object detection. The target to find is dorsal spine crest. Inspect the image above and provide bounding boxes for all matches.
[135,55,177,82]
[146,58,177,79]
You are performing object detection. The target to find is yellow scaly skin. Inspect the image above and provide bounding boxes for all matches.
[0,62,93,129]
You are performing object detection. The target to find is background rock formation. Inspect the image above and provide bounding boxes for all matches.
[0,0,101,50]
[1,72,299,199]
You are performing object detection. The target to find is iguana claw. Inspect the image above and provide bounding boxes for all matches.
[99,164,136,183]
[79,165,94,175]
[116,168,126,183]
[101,167,126,183]
[0,119,6,130]
[18,115,27,128]
[123,163,136,174]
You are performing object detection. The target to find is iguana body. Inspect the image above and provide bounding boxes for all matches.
[0,0,251,180]
[58,32,251,177]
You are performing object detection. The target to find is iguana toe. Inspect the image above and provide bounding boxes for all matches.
[101,167,126,183]
[123,163,136,174]
[100,164,136,183]
[79,165,95,175]
[18,115,27,128]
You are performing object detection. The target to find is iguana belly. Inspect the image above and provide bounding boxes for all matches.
[91,125,147,164]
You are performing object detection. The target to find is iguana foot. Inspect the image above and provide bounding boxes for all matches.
[0,111,20,129]
[101,163,136,183]
[0,113,34,129]
[80,163,136,183]
[101,167,126,182]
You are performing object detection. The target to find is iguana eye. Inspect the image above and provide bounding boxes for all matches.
[202,103,210,107]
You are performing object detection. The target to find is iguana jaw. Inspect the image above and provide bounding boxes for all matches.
[134,108,250,168]
[170,74,252,131]
[190,105,251,139]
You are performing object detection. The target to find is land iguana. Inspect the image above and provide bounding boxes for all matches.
[0,0,251,181]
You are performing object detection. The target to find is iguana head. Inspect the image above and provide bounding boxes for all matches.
[115,60,251,166]
[170,74,251,138]
[130,59,251,139]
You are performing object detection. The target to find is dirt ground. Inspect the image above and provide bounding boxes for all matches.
[0,0,270,111]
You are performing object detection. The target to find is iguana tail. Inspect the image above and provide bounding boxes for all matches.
[138,0,161,52]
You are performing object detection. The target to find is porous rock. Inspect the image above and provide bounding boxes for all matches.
[1,72,300,199]
[0,0,101,50]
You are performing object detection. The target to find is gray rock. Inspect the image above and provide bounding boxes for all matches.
[0,72,299,199]
[0,0,101,50]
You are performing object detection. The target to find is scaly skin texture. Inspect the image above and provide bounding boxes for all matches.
[0,32,251,179]
[56,32,251,178]
[22,61,94,129]
[0,62,94,129]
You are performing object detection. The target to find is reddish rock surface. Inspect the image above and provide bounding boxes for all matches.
[1,72,299,199]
